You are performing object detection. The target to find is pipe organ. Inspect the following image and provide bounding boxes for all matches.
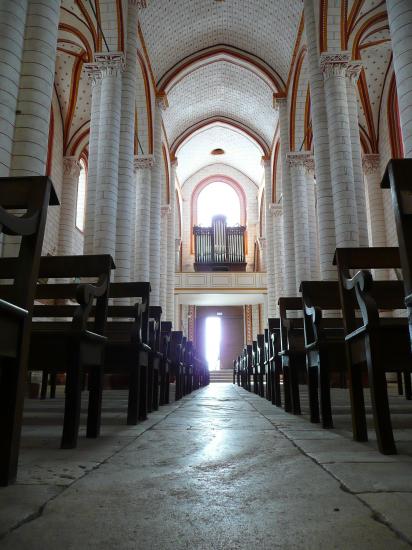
[193,215,246,271]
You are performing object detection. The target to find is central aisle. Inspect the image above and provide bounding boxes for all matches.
[2,385,409,549]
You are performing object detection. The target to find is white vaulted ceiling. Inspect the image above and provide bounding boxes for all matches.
[139,0,302,84]
[176,124,264,184]
[163,61,277,147]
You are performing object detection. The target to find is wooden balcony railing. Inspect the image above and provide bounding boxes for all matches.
[193,215,246,272]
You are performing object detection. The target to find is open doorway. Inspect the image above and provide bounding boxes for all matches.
[205,316,221,371]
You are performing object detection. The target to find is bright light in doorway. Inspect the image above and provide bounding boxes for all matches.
[205,316,221,371]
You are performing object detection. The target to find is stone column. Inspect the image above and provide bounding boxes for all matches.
[93,53,124,258]
[263,156,276,316]
[346,61,369,246]
[321,52,359,248]
[115,0,141,282]
[386,0,412,157]
[134,155,153,281]
[288,152,312,288]
[270,203,284,310]
[160,205,170,319]
[363,154,387,247]
[303,0,336,279]
[305,163,321,280]
[83,69,102,255]
[166,159,177,323]
[149,94,168,305]
[58,157,81,256]
[0,0,28,176]
[257,237,266,272]
[275,96,297,295]
[175,238,182,272]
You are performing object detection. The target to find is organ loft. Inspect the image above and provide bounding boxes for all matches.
[1,1,412,548]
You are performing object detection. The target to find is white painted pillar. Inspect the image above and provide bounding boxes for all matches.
[166,159,177,323]
[160,205,170,319]
[321,52,359,248]
[93,53,124,258]
[83,72,102,255]
[306,165,321,280]
[257,237,266,272]
[346,62,369,246]
[10,0,61,176]
[303,0,336,279]
[263,157,276,316]
[0,0,28,176]
[116,0,140,282]
[288,152,312,288]
[175,238,182,272]
[58,157,81,256]
[386,0,412,157]
[275,97,296,295]
[134,155,153,281]
[271,204,284,305]
[363,154,387,247]
[149,95,167,305]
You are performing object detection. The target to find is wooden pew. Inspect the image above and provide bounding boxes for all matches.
[160,321,172,405]
[0,176,58,486]
[256,334,265,398]
[264,329,272,402]
[382,159,412,349]
[300,281,347,428]
[278,298,306,415]
[101,282,150,424]
[28,255,114,449]
[170,331,183,400]
[268,318,282,407]
[252,340,258,394]
[148,306,162,413]
[334,247,412,454]
[246,344,253,392]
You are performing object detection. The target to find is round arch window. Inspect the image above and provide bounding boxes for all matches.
[197,181,241,226]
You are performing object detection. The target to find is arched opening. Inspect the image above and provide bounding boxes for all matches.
[197,181,241,227]
[76,159,87,232]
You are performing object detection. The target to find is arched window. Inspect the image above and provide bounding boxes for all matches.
[76,159,87,231]
[197,181,241,226]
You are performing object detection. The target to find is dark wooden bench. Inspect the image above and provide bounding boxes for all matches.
[268,318,282,407]
[101,282,151,425]
[170,331,183,401]
[264,329,271,402]
[256,334,265,398]
[0,176,58,486]
[160,321,172,405]
[252,340,258,394]
[148,306,162,413]
[300,281,347,428]
[382,159,412,349]
[278,297,306,415]
[334,247,412,454]
[29,254,114,449]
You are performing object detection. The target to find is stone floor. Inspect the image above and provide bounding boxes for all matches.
[1,383,412,549]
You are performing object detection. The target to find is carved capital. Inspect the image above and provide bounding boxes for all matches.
[273,92,287,112]
[269,203,283,217]
[287,152,314,174]
[257,237,266,250]
[156,92,169,111]
[320,51,350,80]
[346,60,363,86]
[63,157,81,179]
[261,155,271,168]
[134,154,154,171]
[129,0,146,6]
[362,154,381,175]
[84,52,125,82]
[161,204,171,217]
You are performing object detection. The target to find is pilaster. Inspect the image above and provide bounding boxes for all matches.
[134,154,154,282]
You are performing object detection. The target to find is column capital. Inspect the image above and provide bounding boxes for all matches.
[170,154,178,167]
[269,203,283,217]
[287,151,314,173]
[346,60,363,86]
[261,155,271,167]
[320,51,351,79]
[84,52,125,81]
[362,154,381,175]
[257,236,266,248]
[156,92,169,111]
[134,154,154,171]
[161,204,172,217]
[273,92,287,111]
[63,156,81,178]
[129,0,146,6]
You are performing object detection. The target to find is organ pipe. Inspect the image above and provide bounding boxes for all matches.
[193,215,246,265]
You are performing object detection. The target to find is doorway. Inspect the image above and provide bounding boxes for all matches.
[196,306,244,370]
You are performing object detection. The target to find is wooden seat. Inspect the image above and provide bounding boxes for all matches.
[160,321,172,405]
[382,159,412,350]
[170,331,183,400]
[278,297,306,415]
[334,247,412,454]
[252,340,258,394]
[0,176,58,486]
[268,318,282,407]
[300,281,347,428]
[256,334,265,398]
[148,306,162,413]
[29,255,114,450]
